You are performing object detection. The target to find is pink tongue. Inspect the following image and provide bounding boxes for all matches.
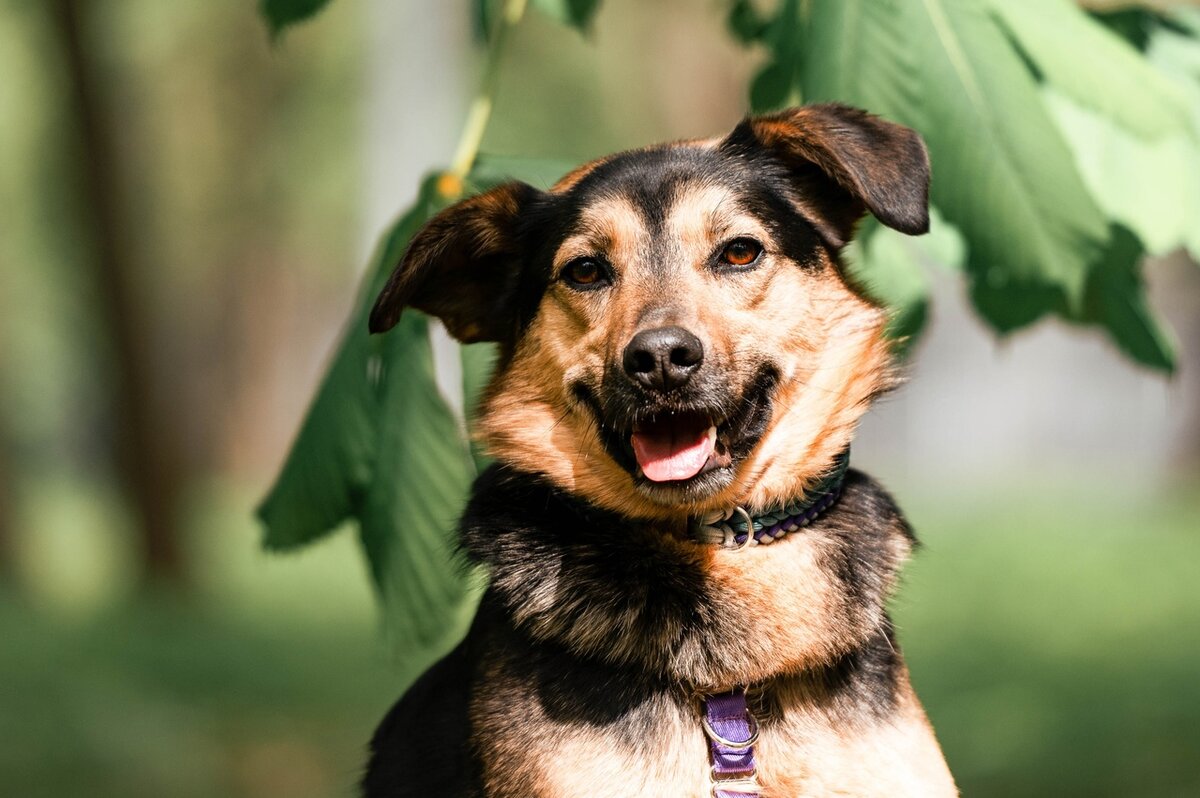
[631,425,714,482]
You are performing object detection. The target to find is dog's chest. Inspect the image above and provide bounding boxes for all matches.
[471,681,956,798]
[471,669,709,798]
[530,712,711,798]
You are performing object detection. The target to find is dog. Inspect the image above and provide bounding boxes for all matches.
[361,103,957,797]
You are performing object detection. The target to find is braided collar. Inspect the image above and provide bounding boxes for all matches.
[693,452,850,794]
[688,450,850,549]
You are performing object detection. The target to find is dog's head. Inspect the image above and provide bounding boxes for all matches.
[370,104,929,521]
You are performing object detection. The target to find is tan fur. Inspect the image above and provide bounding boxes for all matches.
[366,107,951,798]
[484,701,955,798]
[488,486,909,690]
[479,169,891,522]
[695,523,902,686]
[470,158,953,795]
[549,138,719,195]
[473,643,955,798]
[550,158,612,194]
[756,681,957,797]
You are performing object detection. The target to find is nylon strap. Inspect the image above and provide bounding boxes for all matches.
[702,688,761,797]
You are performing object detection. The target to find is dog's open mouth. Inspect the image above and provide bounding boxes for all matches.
[630,412,720,483]
[573,366,778,501]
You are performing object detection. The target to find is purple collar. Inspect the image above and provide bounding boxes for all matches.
[692,453,852,792]
[702,688,761,796]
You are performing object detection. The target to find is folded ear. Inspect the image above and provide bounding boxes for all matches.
[722,103,930,249]
[369,181,541,342]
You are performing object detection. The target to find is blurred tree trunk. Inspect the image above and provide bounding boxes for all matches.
[48,0,187,587]
[0,431,10,582]
[0,320,9,579]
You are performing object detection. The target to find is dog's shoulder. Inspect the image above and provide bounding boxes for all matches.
[361,634,481,797]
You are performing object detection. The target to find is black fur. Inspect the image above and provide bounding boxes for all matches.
[372,129,850,347]
[362,104,938,796]
[362,466,916,796]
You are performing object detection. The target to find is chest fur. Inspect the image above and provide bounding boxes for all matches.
[469,663,954,798]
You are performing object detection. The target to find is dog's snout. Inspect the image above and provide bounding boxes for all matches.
[622,326,704,391]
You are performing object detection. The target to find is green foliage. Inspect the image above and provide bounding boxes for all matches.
[726,0,770,44]
[266,0,602,40]
[739,0,804,111]
[257,0,1200,659]
[728,0,1200,371]
[259,174,472,659]
[1081,225,1177,371]
[259,159,575,664]
[810,0,1113,330]
[530,0,602,32]
[477,0,602,40]
[258,177,449,551]
[259,0,333,39]
[1060,9,1200,262]
[845,210,965,356]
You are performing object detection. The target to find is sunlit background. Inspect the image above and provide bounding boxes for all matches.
[1,1,1198,796]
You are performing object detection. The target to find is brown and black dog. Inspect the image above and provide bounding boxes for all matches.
[362,104,957,797]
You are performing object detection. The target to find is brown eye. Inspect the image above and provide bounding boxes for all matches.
[720,238,763,267]
[563,257,607,289]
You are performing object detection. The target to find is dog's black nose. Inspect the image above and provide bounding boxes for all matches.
[622,326,704,391]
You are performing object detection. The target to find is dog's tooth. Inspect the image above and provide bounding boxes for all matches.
[706,425,717,446]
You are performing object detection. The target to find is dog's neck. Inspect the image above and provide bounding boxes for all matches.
[689,449,850,549]
[461,462,912,691]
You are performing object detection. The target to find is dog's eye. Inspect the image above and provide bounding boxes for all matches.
[719,238,763,268]
[562,257,608,289]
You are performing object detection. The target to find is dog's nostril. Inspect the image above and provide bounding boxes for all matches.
[622,326,705,391]
[628,349,656,375]
[669,343,702,369]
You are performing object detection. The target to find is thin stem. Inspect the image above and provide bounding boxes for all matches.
[448,0,529,183]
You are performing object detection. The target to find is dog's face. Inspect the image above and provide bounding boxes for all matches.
[370,104,929,521]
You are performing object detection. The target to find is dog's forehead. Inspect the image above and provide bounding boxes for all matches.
[551,143,769,234]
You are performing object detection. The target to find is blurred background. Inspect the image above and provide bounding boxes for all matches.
[1,0,1198,795]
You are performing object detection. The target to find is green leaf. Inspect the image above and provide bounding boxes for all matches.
[531,0,602,32]
[259,172,481,670]
[260,152,582,668]
[1089,7,1163,52]
[843,218,929,356]
[1146,12,1200,260]
[257,175,448,549]
[727,0,771,44]
[801,0,1110,331]
[259,0,334,39]
[990,0,1194,141]
[358,311,485,652]
[746,0,804,112]
[1080,226,1177,372]
[843,207,965,356]
[475,0,496,41]
[749,61,794,112]
[1044,87,1200,257]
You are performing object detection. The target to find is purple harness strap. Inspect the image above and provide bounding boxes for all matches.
[702,688,760,797]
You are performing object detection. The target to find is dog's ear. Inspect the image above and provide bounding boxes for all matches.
[369,181,541,341]
[723,103,930,249]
